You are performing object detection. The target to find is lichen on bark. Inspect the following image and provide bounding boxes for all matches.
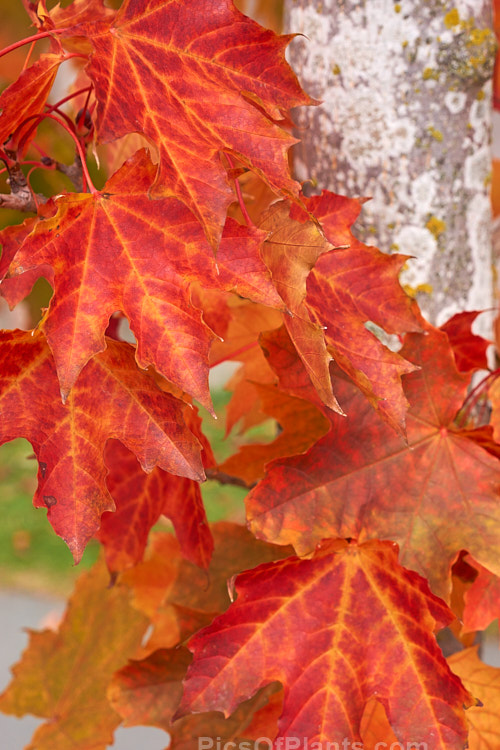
[284,0,496,325]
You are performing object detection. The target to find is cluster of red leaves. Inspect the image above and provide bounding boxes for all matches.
[0,1,499,748]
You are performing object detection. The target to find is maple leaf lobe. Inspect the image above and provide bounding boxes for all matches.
[0,330,204,562]
[75,0,311,245]
[180,540,472,748]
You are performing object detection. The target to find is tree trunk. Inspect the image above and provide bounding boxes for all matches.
[283,0,496,326]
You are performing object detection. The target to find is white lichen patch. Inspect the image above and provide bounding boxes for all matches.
[411,171,438,217]
[333,89,400,169]
[464,146,491,190]
[466,193,493,312]
[444,91,467,114]
[456,0,484,15]
[469,96,491,144]
[394,226,438,289]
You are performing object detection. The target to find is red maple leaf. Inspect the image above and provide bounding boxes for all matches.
[6,149,281,408]
[440,311,490,372]
[0,329,203,561]
[68,0,311,245]
[0,53,65,154]
[305,191,422,433]
[246,326,500,599]
[99,436,213,572]
[180,539,473,748]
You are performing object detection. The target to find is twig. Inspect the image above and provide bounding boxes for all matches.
[0,191,45,212]
[205,467,255,489]
[41,154,83,192]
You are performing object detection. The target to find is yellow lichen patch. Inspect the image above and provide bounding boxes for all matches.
[403,283,434,298]
[332,64,341,75]
[477,90,485,100]
[469,28,494,47]
[444,9,460,29]
[394,4,401,12]
[426,217,446,238]
[427,127,443,142]
[462,24,497,77]
[422,68,439,81]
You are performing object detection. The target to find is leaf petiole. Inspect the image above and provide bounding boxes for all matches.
[225,153,254,227]
[42,113,97,194]
[0,29,66,60]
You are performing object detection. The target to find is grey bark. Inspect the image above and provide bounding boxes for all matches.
[283,0,496,326]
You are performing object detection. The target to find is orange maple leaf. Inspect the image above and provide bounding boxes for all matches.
[0,558,148,750]
[6,149,281,408]
[180,539,474,748]
[21,0,114,30]
[69,0,311,245]
[258,199,341,414]
[219,382,330,486]
[448,647,500,750]
[461,554,500,634]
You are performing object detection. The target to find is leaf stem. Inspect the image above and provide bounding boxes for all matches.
[47,85,92,113]
[210,341,259,367]
[42,113,97,193]
[22,41,36,71]
[225,153,254,227]
[0,29,65,60]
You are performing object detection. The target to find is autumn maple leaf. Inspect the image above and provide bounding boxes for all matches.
[0,559,148,750]
[21,0,114,30]
[0,53,66,154]
[246,326,500,599]
[64,0,311,246]
[100,436,213,573]
[257,198,341,413]
[460,554,500,633]
[448,647,500,749]
[5,149,281,408]
[304,191,423,432]
[238,181,422,430]
[0,329,204,561]
[109,648,281,748]
[122,524,291,653]
[219,382,330,486]
[180,539,474,749]
[440,310,490,372]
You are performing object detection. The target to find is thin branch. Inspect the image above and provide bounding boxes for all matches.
[46,85,92,113]
[205,467,254,489]
[0,191,46,212]
[41,154,83,192]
